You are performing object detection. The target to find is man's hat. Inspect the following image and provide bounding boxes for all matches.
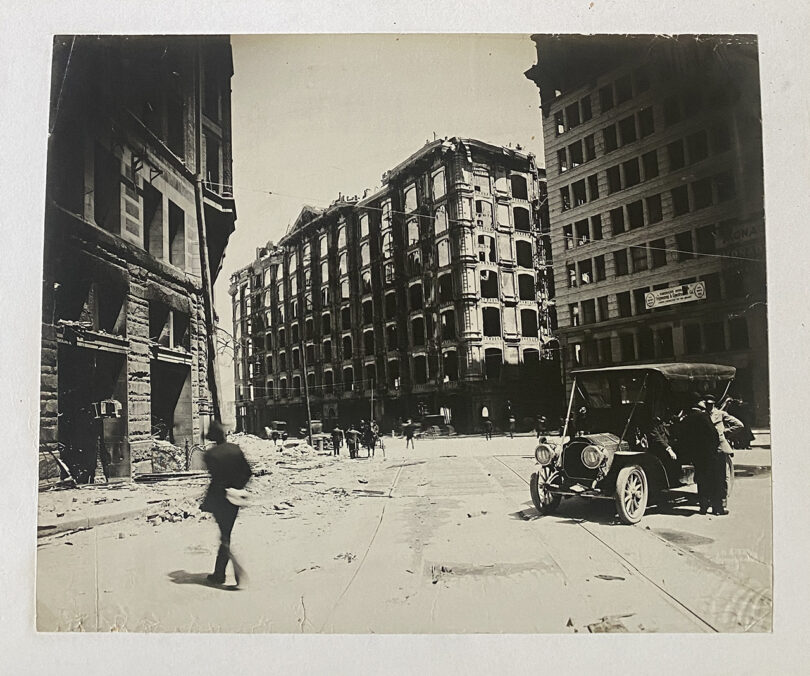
[704,394,717,404]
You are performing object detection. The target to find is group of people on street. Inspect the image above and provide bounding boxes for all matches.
[649,393,745,516]
[480,401,517,440]
[330,419,382,459]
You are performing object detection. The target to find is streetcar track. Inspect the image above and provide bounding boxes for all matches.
[492,454,723,632]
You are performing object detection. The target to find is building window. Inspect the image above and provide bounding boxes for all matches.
[646,194,663,224]
[671,185,690,216]
[515,239,534,268]
[607,166,622,194]
[385,292,397,320]
[623,158,641,188]
[407,218,420,245]
[412,317,425,346]
[560,186,571,211]
[587,174,600,200]
[555,111,565,135]
[609,207,625,235]
[590,215,603,242]
[631,245,648,273]
[384,262,395,285]
[480,270,499,298]
[703,272,721,301]
[715,171,737,202]
[360,270,372,295]
[518,273,535,300]
[343,367,354,391]
[386,323,398,350]
[438,273,453,303]
[557,148,568,174]
[482,307,501,337]
[616,291,632,318]
[599,85,614,113]
[437,239,451,267]
[341,335,353,359]
[404,184,417,212]
[695,225,716,254]
[581,95,592,121]
[511,174,529,200]
[363,330,374,354]
[435,206,448,234]
[684,324,701,353]
[579,259,593,285]
[340,306,352,331]
[619,333,635,361]
[614,249,629,276]
[443,350,458,381]
[663,97,681,126]
[704,321,725,352]
[692,177,713,210]
[627,200,644,229]
[570,304,580,327]
[675,231,694,260]
[565,101,581,129]
[360,242,371,267]
[514,207,531,231]
[729,317,750,349]
[322,339,332,363]
[569,141,583,168]
[432,169,446,200]
[603,125,618,153]
[642,150,659,180]
[584,134,596,161]
[618,115,637,145]
[668,140,686,171]
[638,107,654,137]
[574,219,589,246]
[650,239,667,268]
[520,309,538,337]
[167,201,185,269]
[594,255,606,282]
[581,299,596,324]
[407,250,422,276]
[563,225,573,250]
[441,310,456,340]
[337,225,347,249]
[413,355,428,385]
[408,283,423,311]
[572,180,587,207]
[638,327,655,359]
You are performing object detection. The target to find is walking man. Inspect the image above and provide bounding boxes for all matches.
[481,404,492,441]
[404,419,416,449]
[704,394,743,515]
[200,421,252,587]
[504,400,516,439]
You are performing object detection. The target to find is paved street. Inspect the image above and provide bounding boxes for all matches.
[36,435,772,633]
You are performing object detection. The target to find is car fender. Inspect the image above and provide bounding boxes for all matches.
[608,451,670,493]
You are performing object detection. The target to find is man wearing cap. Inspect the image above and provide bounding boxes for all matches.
[703,394,744,515]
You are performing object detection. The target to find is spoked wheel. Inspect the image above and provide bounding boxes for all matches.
[615,465,649,524]
[530,466,561,515]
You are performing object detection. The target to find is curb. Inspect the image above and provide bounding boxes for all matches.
[37,506,148,539]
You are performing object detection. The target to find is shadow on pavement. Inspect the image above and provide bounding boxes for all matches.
[168,570,239,591]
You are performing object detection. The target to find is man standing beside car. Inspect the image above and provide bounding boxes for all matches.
[673,398,720,515]
[703,394,743,515]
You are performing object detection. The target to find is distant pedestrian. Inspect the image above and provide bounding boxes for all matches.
[404,419,416,449]
[504,400,516,439]
[346,425,360,459]
[200,421,252,587]
[534,415,547,440]
[331,425,344,457]
[481,404,491,440]
[271,429,280,449]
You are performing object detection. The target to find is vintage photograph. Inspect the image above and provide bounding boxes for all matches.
[36,33,771,633]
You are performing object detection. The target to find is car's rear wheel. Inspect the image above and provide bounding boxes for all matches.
[615,465,648,524]
[530,467,561,515]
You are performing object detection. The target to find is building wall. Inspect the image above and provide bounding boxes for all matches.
[231,139,562,434]
[40,36,236,482]
[528,36,768,424]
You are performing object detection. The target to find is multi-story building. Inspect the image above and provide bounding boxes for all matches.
[231,137,562,434]
[40,36,237,482]
[525,35,769,424]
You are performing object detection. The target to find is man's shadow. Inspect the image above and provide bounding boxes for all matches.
[168,570,239,591]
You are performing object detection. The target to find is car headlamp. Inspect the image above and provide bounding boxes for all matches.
[581,444,605,469]
[534,443,555,466]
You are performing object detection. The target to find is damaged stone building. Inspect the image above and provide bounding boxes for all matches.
[231,138,562,435]
[525,35,769,424]
[40,36,237,483]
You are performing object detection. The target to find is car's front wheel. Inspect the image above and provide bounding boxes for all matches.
[530,467,561,515]
[615,464,649,524]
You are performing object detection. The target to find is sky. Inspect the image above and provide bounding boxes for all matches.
[214,34,546,404]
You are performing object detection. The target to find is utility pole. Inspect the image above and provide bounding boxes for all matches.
[301,338,313,446]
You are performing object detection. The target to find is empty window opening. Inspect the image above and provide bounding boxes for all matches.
[443,351,458,381]
[619,115,637,145]
[521,309,538,337]
[603,125,618,153]
[480,270,499,298]
[168,200,185,268]
[412,317,426,346]
[363,330,375,354]
[511,175,528,200]
[342,335,353,359]
[572,180,587,206]
[482,307,501,337]
[438,274,453,303]
[94,143,121,234]
[484,348,502,380]
[610,207,625,235]
[518,273,535,301]
[514,207,531,231]
[623,158,641,188]
[409,283,424,311]
[143,183,163,258]
[413,355,428,385]
[515,239,534,268]
[638,107,654,137]
[341,307,352,330]
[627,200,645,229]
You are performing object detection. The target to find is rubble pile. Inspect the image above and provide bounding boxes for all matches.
[149,439,187,472]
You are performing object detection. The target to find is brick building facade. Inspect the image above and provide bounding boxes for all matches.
[40,36,236,482]
[525,35,769,425]
[231,138,562,435]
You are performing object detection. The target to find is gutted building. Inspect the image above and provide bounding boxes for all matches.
[525,35,769,425]
[40,36,236,483]
[231,138,561,435]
